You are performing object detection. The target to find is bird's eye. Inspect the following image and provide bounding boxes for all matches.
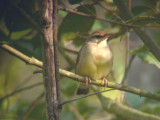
[95,35,103,39]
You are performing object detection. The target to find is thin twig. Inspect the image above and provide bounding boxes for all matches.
[58,6,160,28]
[122,54,135,84]
[15,74,33,90]
[108,26,128,40]
[59,88,115,106]
[58,6,130,27]
[93,0,123,22]
[0,82,43,101]
[58,44,79,54]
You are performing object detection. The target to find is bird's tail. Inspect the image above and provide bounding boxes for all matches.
[76,82,89,95]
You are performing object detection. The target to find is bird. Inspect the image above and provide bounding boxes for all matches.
[75,31,113,95]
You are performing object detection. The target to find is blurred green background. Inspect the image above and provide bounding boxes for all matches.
[0,0,160,120]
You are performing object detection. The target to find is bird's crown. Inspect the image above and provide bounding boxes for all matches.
[91,31,112,38]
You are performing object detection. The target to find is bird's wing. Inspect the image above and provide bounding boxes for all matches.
[75,46,83,73]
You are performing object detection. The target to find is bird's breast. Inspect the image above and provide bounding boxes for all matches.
[89,45,113,65]
[76,43,113,80]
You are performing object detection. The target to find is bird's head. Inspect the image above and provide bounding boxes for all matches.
[88,31,112,44]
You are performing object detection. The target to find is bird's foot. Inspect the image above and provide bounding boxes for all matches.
[100,77,108,89]
[85,76,91,87]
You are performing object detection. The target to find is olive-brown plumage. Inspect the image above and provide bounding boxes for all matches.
[76,31,113,95]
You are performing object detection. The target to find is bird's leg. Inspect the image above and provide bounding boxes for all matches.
[85,76,92,87]
[85,76,89,87]
[116,91,125,103]
[120,92,125,103]
[100,77,109,88]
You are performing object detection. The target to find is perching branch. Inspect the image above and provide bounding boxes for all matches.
[1,44,160,101]
[0,44,42,68]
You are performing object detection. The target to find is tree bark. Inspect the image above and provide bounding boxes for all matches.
[41,0,60,120]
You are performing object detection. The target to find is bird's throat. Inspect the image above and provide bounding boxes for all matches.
[98,39,107,47]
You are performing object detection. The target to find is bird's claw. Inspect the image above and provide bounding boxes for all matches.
[100,77,108,89]
[85,76,91,87]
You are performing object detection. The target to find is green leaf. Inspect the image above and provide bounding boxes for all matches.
[130,45,160,69]
[126,92,145,108]
[141,98,160,116]
[58,5,96,46]
[9,39,42,60]
[28,102,46,120]
[4,4,31,32]
[4,0,40,32]
[60,76,77,96]
[0,30,10,42]
[10,29,32,40]
[19,0,40,23]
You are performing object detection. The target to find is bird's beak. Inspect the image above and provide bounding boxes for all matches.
[97,33,113,44]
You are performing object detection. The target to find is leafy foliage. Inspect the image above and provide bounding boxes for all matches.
[0,0,42,60]
[130,45,160,69]
[0,0,160,120]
